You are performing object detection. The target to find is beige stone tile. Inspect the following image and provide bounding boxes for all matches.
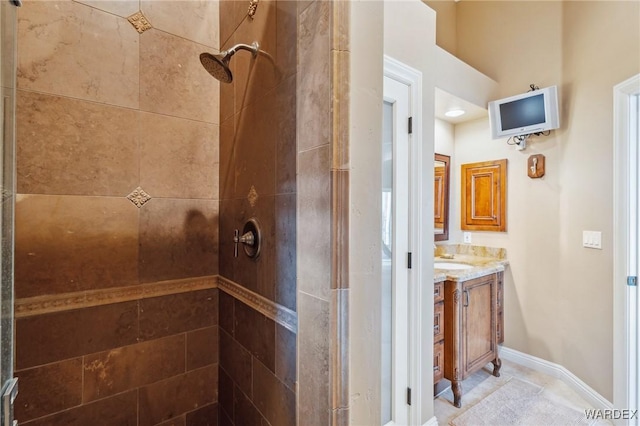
[297,145,331,301]
[297,0,331,152]
[17,0,139,108]
[75,0,140,18]
[141,0,219,48]
[16,90,139,197]
[140,29,219,123]
[139,112,218,199]
[14,195,139,298]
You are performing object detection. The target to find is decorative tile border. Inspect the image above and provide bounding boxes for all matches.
[217,276,297,333]
[15,276,217,318]
[16,274,298,335]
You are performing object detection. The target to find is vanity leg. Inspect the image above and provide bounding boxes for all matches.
[451,380,462,408]
[492,357,502,377]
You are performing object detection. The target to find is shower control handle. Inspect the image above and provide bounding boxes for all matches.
[233,228,257,258]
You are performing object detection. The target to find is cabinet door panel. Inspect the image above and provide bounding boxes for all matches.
[462,278,495,374]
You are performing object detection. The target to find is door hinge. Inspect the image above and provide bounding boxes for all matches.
[407,252,412,269]
[407,387,412,405]
[408,116,413,134]
[628,276,637,286]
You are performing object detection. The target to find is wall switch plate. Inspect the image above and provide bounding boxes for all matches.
[463,232,472,244]
[582,230,602,249]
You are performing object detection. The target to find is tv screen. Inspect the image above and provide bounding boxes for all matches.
[488,85,559,139]
[499,94,545,131]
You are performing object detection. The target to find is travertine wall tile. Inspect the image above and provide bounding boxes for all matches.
[187,326,220,371]
[15,358,83,422]
[298,146,331,301]
[140,112,218,199]
[20,390,138,426]
[139,198,219,283]
[297,0,331,152]
[15,195,139,298]
[138,365,218,426]
[75,0,140,18]
[140,29,219,123]
[16,91,139,197]
[141,0,220,48]
[83,334,186,402]
[15,301,139,370]
[17,0,139,108]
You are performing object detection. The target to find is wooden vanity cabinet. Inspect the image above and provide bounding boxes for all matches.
[433,281,445,384]
[443,273,501,408]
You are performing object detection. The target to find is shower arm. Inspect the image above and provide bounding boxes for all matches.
[224,42,259,59]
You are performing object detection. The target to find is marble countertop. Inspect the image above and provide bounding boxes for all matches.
[433,245,508,282]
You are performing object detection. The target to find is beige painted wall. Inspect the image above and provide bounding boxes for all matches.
[446,1,639,400]
[422,0,458,55]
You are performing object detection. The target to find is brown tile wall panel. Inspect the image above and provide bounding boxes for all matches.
[15,195,139,298]
[275,323,296,391]
[219,330,252,398]
[218,404,233,426]
[218,0,246,49]
[218,290,235,336]
[21,390,138,426]
[16,92,139,197]
[139,29,219,124]
[187,326,220,371]
[233,386,268,426]
[15,358,83,422]
[275,75,297,195]
[138,365,218,426]
[252,358,296,426]
[17,1,140,108]
[139,289,218,341]
[233,300,276,372]
[139,112,218,200]
[157,416,186,426]
[15,301,138,370]
[83,334,186,402]
[275,2,298,81]
[186,403,219,426]
[217,367,234,421]
[139,199,219,283]
[275,193,296,311]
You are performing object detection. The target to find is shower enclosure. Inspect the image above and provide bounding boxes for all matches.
[0,0,18,424]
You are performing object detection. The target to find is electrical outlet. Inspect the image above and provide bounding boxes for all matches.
[582,230,602,249]
[463,232,472,244]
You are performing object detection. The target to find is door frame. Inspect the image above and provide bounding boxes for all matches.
[613,73,640,421]
[383,55,425,425]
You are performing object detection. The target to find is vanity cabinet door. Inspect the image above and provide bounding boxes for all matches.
[461,274,497,377]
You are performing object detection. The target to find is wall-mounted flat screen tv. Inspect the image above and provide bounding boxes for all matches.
[488,85,560,139]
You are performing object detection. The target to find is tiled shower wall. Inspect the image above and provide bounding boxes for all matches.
[217,1,297,425]
[14,1,221,424]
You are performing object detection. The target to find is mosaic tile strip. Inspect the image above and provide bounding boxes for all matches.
[217,275,297,333]
[127,11,152,34]
[127,186,151,208]
[15,276,218,318]
[247,0,259,19]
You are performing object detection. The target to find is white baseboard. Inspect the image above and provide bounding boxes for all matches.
[422,415,439,426]
[500,346,614,411]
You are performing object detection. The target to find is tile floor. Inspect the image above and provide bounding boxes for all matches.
[434,358,613,425]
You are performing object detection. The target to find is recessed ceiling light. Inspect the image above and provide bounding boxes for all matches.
[445,109,465,118]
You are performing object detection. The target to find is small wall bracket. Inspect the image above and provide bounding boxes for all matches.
[527,154,545,178]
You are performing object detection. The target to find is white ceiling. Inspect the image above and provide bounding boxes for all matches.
[434,87,488,124]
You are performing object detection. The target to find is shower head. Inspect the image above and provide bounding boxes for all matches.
[199,41,259,83]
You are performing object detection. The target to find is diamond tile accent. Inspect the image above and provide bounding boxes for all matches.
[127,187,152,208]
[247,185,258,207]
[127,11,152,34]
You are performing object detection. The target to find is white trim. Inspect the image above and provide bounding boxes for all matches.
[613,73,640,421]
[384,55,425,426]
[500,347,614,411]
[422,416,439,426]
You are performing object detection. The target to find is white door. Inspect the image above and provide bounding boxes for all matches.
[613,74,640,425]
[381,75,411,426]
